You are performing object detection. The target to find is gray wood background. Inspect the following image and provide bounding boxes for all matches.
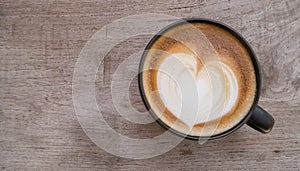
[0,0,299,170]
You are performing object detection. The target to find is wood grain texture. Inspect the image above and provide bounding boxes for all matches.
[0,0,299,170]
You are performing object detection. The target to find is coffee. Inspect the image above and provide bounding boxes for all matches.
[141,21,256,137]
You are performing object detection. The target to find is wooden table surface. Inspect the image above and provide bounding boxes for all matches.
[1,0,299,170]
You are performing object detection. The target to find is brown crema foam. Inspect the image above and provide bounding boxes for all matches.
[141,22,256,137]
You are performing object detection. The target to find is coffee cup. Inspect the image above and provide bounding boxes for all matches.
[138,18,274,140]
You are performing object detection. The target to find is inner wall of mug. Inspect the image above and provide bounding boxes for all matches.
[139,19,260,139]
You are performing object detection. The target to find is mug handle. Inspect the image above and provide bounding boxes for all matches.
[246,106,275,133]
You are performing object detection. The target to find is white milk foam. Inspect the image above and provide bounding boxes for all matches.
[157,53,238,127]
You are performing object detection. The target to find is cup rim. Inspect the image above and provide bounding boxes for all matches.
[138,18,261,140]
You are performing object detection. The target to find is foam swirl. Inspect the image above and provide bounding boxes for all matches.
[157,53,238,127]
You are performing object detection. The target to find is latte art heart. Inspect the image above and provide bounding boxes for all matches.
[141,22,256,136]
[157,53,238,127]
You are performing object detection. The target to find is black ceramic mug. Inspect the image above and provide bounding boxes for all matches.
[138,18,275,140]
